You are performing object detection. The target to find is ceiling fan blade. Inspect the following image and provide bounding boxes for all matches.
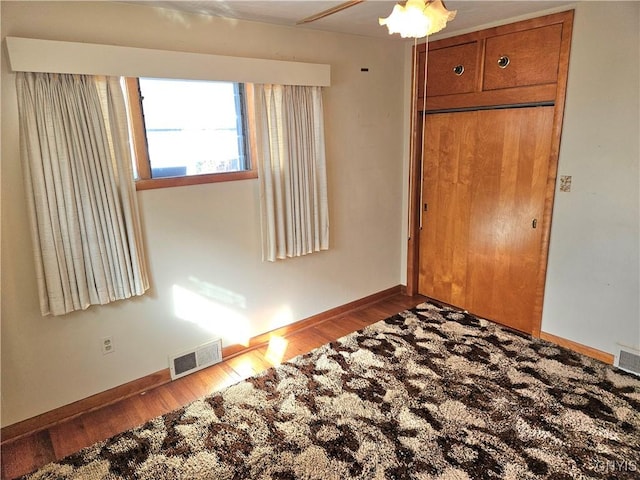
[296,0,365,25]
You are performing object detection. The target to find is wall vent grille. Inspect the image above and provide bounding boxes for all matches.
[169,339,222,380]
[615,344,640,377]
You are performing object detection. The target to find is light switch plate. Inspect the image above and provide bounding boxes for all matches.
[559,175,572,192]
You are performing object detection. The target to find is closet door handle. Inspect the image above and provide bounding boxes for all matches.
[497,55,510,69]
[532,218,538,229]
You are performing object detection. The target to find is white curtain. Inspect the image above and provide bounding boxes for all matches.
[16,72,149,316]
[253,84,329,261]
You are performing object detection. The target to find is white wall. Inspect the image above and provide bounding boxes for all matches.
[0,1,407,426]
[541,2,640,355]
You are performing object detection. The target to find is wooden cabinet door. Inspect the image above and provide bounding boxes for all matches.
[483,24,563,91]
[423,42,479,98]
[418,106,554,333]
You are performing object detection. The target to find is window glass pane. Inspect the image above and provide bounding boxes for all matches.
[138,78,247,178]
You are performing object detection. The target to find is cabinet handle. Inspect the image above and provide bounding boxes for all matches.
[497,55,510,69]
[452,64,464,76]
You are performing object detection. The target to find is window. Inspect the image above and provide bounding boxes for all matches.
[125,78,257,190]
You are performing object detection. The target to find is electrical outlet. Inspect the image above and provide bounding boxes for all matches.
[102,336,115,355]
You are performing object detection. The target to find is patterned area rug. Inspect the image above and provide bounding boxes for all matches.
[23,302,640,479]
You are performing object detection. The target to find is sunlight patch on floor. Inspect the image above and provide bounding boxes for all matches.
[265,335,289,365]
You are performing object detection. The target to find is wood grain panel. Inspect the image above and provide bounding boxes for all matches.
[417,10,573,112]
[483,24,563,91]
[419,111,476,306]
[0,431,55,480]
[467,107,554,332]
[416,49,426,99]
[135,170,258,190]
[423,84,556,112]
[419,107,554,333]
[426,42,479,97]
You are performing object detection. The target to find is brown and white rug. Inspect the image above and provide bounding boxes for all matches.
[22,302,640,479]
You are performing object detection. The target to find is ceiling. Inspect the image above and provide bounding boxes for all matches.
[134,1,576,40]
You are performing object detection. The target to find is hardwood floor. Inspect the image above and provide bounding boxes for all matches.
[0,293,425,480]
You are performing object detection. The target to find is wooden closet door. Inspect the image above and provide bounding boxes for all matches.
[418,106,554,333]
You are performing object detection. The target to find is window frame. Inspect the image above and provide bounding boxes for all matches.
[124,77,257,190]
